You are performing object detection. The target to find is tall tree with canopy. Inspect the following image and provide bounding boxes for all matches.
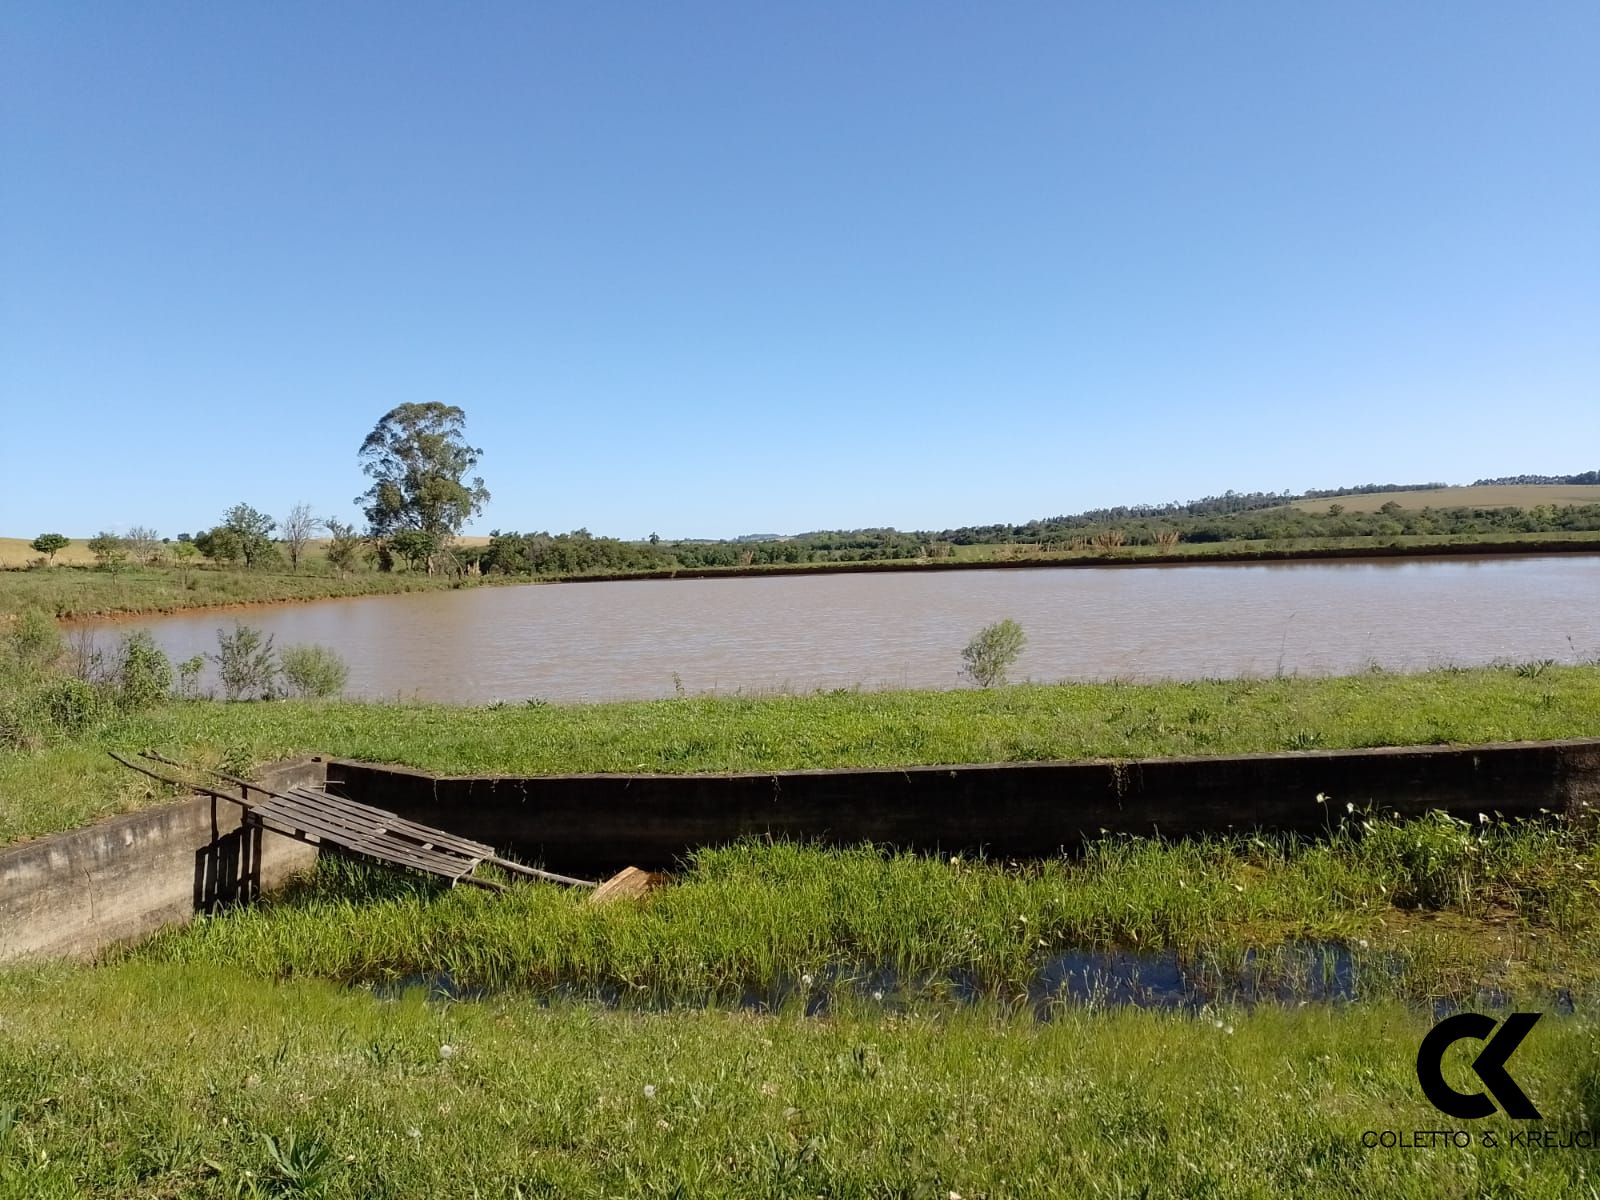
[356,403,489,571]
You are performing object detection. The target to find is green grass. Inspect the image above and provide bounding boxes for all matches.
[9,668,1600,1196]
[5,664,1600,846]
[132,817,1600,1004]
[0,564,498,620]
[2,963,1598,1198]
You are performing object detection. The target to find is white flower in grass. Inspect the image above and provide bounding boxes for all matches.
[439,1043,456,1059]
[643,1084,657,1100]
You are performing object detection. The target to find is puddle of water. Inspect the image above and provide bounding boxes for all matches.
[370,940,1580,1018]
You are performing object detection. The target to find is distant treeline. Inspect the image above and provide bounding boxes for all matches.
[1472,471,1600,486]
[462,503,1600,578]
[471,528,927,576]
[928,482,1454,542]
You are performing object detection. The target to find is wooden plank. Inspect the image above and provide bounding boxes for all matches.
[287,786,497,858]
[249,800,472,871]
[287,787,597,887]
[264,793,500,879]
[244,814,498,888]
[245,802,478,877]
[260,791,421,846]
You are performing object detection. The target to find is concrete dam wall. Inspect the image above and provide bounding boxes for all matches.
[0,757,325,962]
[327,738,1600,876]
[4,739,1598,961]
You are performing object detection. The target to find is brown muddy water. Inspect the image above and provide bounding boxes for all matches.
[83,555,1600,702]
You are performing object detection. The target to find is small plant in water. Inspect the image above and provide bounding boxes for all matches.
[211,623,279,701]
[961,618,1026,687]
[279,644,349,699]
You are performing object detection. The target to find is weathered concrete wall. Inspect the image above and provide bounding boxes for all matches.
[0,758,325,962]
[11,741,1598,961]
[328,739,1600,875]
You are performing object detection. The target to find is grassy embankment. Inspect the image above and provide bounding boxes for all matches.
[0,563,489,621]
[5,664,1600,847]
[6,670,1600,1196]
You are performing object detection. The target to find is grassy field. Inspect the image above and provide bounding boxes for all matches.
[0,564,499,620]
[1289,485,1600,513]
[5,964,1597,1199]
[4,664,1600,847]
[0,537,100,568]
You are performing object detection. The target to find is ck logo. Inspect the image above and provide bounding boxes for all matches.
[1416,1012,1542,1120]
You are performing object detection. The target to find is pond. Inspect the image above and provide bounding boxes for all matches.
[83,554,1600,702]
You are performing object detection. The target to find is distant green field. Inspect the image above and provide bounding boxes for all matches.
[1290,484,1600,513]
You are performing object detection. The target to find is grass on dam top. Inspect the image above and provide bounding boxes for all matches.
[3,663,1599,847]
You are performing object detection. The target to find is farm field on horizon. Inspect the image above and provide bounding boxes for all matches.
[1287,484,1600,513]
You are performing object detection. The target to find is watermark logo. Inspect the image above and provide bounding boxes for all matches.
[1415,1012,1542,1120]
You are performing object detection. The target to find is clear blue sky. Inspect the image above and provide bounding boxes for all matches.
[3,2,1596,540]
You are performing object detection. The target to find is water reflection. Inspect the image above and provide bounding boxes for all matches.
[367,940,1588,1020]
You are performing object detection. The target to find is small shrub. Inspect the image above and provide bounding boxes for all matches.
[86,530,128,573]
[176,654,205,699]
[6,609,63,675]
[211,623,279,701]
[279,644,349,699]
[1359,811,1483,910]
[960,618,1027,688]
[0,696,41,751]
[111,631,173,710]
[38,676,103,733]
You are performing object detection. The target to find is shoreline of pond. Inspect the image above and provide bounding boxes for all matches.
[43,535,1600,624]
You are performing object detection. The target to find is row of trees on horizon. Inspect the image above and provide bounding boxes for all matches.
[20,404,1600,577]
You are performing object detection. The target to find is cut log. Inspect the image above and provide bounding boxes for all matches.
[589,866,668,905]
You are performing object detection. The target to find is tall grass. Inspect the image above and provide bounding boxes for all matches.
[132,816,1600,1003]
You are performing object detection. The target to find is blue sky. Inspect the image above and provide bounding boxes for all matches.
[3,2,1596,540]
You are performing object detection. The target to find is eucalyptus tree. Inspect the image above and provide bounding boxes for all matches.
[356,403,489,572]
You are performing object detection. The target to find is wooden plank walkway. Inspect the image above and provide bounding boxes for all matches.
[245,782,497,886]
[109,752,596,891]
